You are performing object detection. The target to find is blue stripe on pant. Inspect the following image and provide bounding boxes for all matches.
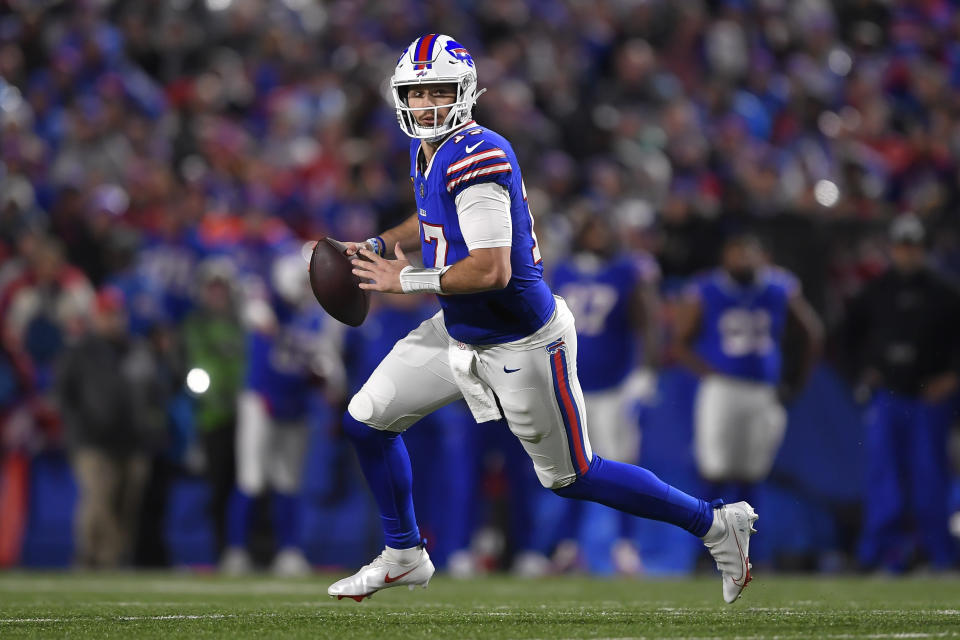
[858,389,956,570]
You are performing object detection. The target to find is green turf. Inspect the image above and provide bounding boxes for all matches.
[0,572,958,639]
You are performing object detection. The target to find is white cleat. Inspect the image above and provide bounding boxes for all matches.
[327,545,435,602]
[704,501,758,604]
[219,546,254,576]
[271,547,312,577]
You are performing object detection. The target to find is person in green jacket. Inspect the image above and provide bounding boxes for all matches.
[182,259,245,556]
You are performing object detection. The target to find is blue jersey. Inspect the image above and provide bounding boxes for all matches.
[245,302,328,421]
[552,252,659,391]
[137,232,201,323]
[689,267,798,384]
[410,122,555,344]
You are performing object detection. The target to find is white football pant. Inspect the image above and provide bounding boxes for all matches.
[348,297,593,489]
[693,375,786,483]
[236,391,310,495]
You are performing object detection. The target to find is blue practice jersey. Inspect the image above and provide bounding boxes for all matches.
[552,252,659,392]
[410,121,555,344]
[245,302,328,422]
[688,267,798,384]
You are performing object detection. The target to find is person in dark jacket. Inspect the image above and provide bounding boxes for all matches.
[844,214,960,572]
[55,287,167,568]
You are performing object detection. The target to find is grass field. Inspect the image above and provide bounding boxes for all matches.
[0,572,958,639]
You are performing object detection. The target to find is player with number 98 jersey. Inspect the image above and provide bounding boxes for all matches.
[690,266,796,384]
[674,234,822,484]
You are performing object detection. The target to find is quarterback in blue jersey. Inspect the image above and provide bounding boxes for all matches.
[327,34,757,604]
[673,234,822,489]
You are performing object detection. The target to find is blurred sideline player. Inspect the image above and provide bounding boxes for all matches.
[221,251,344,576]
[326,33,756,604]
[673,234,822,505]
[519,213,661,575]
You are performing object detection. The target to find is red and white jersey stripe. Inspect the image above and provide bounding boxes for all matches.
[446,162,512,193]
[446,149,508,175]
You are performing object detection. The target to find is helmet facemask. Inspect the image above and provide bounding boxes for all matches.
[392,76,484,142]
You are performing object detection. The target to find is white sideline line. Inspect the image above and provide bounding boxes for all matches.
[0,613,276,623]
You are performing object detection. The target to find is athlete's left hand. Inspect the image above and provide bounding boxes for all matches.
[352,243,411,293]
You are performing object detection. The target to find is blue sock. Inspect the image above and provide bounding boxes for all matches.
[553,456,714,537]
[343,416,421,549]
[272,492,299,550]
[226,489,255,548]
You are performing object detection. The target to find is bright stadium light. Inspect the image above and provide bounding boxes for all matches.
[206,0,233,11]
[814,179,839,207]
[186,368,211,395]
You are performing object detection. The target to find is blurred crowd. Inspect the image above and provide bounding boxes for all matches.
[2,0,960,572]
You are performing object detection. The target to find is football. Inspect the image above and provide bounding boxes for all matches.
[308,237,370,327]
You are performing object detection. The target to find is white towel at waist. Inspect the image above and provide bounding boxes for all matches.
[447,342,502,423]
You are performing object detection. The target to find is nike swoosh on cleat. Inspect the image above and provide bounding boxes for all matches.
[503,366,521,373]
[383,567,416,583]
[465,141,484,153]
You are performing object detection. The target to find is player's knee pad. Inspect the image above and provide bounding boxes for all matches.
[347,377,421,432]
[347,373,405,431]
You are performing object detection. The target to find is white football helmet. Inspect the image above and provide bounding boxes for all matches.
[391,34,485,141]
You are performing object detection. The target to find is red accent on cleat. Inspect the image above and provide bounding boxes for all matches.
[338,593,373,602]
[744,558,752,587]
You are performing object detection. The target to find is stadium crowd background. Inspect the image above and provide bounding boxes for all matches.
[1,0,959,574]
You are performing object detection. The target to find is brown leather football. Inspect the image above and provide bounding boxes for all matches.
[308,237,369,327]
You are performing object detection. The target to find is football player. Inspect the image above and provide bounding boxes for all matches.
[672,233,822,501]
[221,250,344,576]
[328,34,756,603]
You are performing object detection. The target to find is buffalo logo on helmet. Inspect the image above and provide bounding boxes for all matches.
[445,40,474,66]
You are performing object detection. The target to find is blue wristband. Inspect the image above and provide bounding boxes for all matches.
[365,237,385,257]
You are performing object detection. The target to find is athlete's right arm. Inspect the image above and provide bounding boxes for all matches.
[344,214,421,259]
[671,295,716,377]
